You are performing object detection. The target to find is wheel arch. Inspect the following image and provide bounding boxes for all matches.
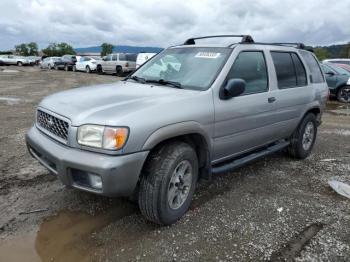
[141,122,212,180]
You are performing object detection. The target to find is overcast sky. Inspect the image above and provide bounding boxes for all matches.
[0,0,349,50]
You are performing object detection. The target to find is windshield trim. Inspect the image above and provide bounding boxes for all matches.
[129,47,234,91]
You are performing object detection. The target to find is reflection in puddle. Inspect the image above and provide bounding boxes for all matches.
[0,204,135,262]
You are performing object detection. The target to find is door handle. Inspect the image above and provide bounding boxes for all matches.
[268,97,276,103]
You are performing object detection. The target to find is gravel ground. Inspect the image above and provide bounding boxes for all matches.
[0,66,349,262]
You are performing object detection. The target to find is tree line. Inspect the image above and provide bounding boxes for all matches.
[5,41,350,60]
[4,42,115,57]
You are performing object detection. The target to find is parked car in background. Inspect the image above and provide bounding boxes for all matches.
[321,63,350,103]
[26,35,328,225]
[323,58,350,65]
[73,56,101,73]
[28,56,41,65]
[40,57,61,69]
[54,55,80,71]
[0,55,31,66]
[335,63,350,73]
[96,53,137,76]
[136,53,157,68]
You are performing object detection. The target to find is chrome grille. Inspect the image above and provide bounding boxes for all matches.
[37,110,69,142]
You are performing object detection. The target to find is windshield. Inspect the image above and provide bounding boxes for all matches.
[327,63,350,76]
[131,47,232,90]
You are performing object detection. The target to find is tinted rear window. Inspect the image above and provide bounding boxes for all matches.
[271,52,297,88]
[291,53,307,86]
[300,51,324,83]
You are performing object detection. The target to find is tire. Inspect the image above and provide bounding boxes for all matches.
[86,66,91,73]
[138,142,198,225]
[64,64,69,71]
[337,86,350,103]
[54,64,58,70]
[48,64,52,70]
[288,113,317,159]
[72,65,76,72]
[116,66,123,76]
[17,61,23,66]
[96,65,103,74]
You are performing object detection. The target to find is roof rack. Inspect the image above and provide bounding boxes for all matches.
[183,35,254,45]
[244,42,306,49]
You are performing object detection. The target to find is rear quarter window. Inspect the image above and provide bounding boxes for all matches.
[299,51,324,83]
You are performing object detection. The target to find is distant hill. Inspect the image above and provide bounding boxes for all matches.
[75,45,163,54]
[314,43,350,58]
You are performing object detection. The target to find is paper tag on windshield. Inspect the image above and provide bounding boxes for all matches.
[195,52,221,59]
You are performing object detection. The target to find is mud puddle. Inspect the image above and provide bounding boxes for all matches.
[0,204,136,262]
[270,223,324,261]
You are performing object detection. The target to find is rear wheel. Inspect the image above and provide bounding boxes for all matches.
[288,113,317,159]
[337,85,350,103]
[64,64,69,71]
[116,66,123,76]
[86,66,91,73]
[138,142,198,225]
[17,61,23,66]
[72,65,76,72]
[54,64,58,70]
[48,64,52,70]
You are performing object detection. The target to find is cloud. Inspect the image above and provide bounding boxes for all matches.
[0,0,349,50]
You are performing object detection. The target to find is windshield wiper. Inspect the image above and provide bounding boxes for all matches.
[124,75,146,84]
[145,79,183,89]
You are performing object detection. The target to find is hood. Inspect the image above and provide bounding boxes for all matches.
[39,81,199,126]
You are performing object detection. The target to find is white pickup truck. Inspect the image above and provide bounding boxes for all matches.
[0,55,32,66]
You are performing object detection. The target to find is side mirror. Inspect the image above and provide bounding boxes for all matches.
[220,79,246,99]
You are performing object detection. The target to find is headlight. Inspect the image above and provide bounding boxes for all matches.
[77,125,129,150]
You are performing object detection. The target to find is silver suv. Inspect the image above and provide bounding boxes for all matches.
[97,53,137,76]
[26,35,328,225]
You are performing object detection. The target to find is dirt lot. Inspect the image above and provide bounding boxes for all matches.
[0,66,349,262]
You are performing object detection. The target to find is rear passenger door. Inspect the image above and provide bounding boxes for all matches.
[213,50,278,162]
[269,51,311,139]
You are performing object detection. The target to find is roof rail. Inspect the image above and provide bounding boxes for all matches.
[249,42,306,49]
[183,35,254,45]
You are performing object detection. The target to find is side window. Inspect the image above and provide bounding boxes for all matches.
[112,55,118,61]
[126,54,137,61]
[291,53,307,86]
[105,54,112,61]
[226,51,268,95]
[300,51,324,83]
[271,52,297,89]
[118,54,126,61]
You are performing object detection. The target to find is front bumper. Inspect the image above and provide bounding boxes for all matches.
[26,126,149,197]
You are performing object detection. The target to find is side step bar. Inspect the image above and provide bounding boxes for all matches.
[212,141,290,174]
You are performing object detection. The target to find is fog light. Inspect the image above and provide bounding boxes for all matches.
[88,173,102,190]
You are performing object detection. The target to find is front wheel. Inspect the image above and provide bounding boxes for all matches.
[138,142,198,225]
[86,66,91,73]
[72,65,76,72]
[337,86,350,103]
[288,113,317,159]
[64,64,69,71]
[48,64,52,70]
[17,61,23,66]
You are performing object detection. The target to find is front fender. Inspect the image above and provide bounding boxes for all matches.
[141,121,212,151]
